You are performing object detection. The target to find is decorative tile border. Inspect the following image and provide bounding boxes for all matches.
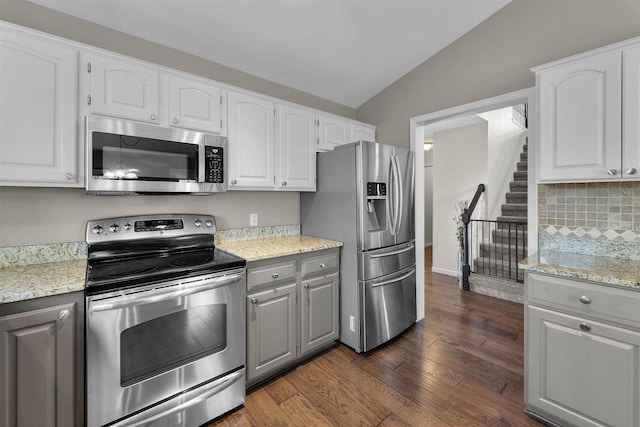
[0,242,87,269]
[216,224,300,243]
[541,225,640,242]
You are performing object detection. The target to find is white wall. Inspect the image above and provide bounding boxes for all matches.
[432,121,487,275]
[478,107,526,220]
[0,187,299,246]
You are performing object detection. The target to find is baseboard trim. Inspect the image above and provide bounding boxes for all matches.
[431,267,457,277]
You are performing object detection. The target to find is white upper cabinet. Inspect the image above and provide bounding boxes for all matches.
[351,123,376,143]
[227,90,276,190]
[0,25,80,186]
[89,54,161,124]
[535,37,640,182]
[624,45,640,179]
[167,74,224,134]
[318,115,351,151]
[277,105,316,191]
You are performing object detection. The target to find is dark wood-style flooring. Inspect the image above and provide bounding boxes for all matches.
[209,247,541,426]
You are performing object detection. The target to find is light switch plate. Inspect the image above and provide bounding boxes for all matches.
[249,213,258,227]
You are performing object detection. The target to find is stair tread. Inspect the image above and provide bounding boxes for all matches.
[496,216,528,222]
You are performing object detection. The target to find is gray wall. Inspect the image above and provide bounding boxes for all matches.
[356,0,640,148]
[0,0,355,246]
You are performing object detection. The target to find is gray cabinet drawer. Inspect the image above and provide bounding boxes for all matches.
[526,272,640,329]
[301,251,338,279]
[247,260,296,293]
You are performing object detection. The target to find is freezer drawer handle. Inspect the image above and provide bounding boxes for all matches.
[370,269,415,288]
[369,243,415,258]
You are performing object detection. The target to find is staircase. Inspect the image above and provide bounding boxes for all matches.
[469,142,528,302]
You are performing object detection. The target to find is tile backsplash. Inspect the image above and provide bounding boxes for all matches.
[538,182,640,259]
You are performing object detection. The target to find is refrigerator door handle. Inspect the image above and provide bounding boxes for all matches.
[369,243,415,258]
[369,268,416,288]
[392,154,403,234]
[387,156,396,234]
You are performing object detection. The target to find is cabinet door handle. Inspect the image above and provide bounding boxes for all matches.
[65,173,74,180]
[303,283,309,289]
[58,309,70,321]
[150,113,158,120]
[579,295,592,304]
[230,179,237,185]
[272,272,279,279]
[320,263,326,269]
[607,168,618,176]
[251,297,258,304]
[172,117,180,125]
[626,168,637,175]
[579,322,591,331]
[281,181,287,187]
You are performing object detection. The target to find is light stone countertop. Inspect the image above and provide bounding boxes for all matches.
[0,234,341,304]
[217,235,343,262]
[0,259,87,304]
[519,250,640,289]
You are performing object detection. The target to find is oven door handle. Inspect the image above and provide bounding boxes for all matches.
[89,273,244,312]
[110,370,244,427]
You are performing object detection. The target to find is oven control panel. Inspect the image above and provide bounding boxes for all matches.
[86,214,216,243]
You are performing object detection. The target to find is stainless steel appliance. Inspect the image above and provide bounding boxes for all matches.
[86,116,227,194]
[85,214,246,427]
[301,141,416,353]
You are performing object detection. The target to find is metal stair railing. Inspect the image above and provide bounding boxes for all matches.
[461,184,485,291]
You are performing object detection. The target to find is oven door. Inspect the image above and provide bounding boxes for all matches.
[86,268,245,427]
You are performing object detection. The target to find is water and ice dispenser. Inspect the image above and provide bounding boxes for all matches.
[366,182,387,232]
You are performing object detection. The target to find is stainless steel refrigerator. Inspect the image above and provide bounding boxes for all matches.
[301,140,415,353]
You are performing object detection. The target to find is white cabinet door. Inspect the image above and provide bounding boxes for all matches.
[277,104,316,191]
[527,305,640,427]
[89,55,160,123]
[538,52,622,181]
[167,75,223,134]
[318,115,351,151]
[351,123,376,143]
[300,272,339,355]
[624,45,640,180]
[227,91,275,189]
[0,29,79,186]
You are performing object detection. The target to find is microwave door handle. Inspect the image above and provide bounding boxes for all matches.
[89,273,243,312]
[111,370,244,427]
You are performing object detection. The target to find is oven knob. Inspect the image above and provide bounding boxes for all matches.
[194,219,202,227]
[91,225,104,235]
[123,223,131,231]
[205,220,213,227]
[108,223,120,233]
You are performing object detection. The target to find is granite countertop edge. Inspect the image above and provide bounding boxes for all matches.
[519,250,640,290]
[1,234,343,304]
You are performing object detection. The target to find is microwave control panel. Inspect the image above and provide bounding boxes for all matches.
[205,146,224,183]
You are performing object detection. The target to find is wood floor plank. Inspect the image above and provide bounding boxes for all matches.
[208,252,542,427]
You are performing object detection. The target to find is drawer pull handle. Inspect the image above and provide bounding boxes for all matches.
[320,263,326,269]
[579,295,592,304]
[607,168,617,176]
[272,272,279,279]
[579,322,591,332]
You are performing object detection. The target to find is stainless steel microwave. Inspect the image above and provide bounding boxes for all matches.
[85,116,227,194]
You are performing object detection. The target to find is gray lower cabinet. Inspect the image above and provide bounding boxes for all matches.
[525,272,640,427]
[0,291,84,427]
[246,248,339,385]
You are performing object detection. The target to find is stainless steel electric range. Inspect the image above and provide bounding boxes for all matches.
[85,214,246,427]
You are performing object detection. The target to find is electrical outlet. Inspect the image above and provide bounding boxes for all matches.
[249,213,258,227]
[349,315,355,332]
